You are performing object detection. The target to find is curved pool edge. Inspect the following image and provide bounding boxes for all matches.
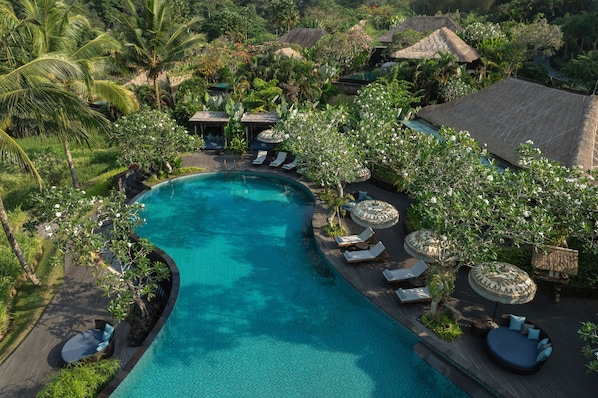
[99,170,316,397]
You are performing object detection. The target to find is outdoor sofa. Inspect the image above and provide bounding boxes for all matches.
[486,314,552,374]
[61,319,115,364]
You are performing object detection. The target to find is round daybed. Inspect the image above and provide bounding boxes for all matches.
[61,319,115,364]
[486,314,552,374]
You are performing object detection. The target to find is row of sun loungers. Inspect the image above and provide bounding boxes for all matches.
[252,150,300,170]
[335,228,432,303]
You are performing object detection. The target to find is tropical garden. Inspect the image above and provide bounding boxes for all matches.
[2,0,598,395]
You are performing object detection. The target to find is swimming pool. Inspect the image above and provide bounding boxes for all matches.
[112,172,466,397]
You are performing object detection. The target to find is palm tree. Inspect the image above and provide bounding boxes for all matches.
[0,55,99,285]
[8,0,138,187]
[118,0,203,110]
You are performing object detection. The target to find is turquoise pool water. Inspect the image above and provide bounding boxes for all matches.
[112,172,466,397]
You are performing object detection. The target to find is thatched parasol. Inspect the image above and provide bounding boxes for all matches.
[351,200,399,229]
[257,129,285,144]
[403,229,455,265]
[468,262,537,320]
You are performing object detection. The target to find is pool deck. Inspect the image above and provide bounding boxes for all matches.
[1,150,597,397]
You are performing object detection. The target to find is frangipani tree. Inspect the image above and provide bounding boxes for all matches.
[110,108,202,175]
[29,187,170,321]
[276,105,361,230]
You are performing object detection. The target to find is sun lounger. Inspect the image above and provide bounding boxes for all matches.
[396,286,432,303]
[282,157,299,170]
[343,241,387,263]
[269,151,288,167]
[252,150,268,165]
[382,260,429,282]
[335,227,375,247]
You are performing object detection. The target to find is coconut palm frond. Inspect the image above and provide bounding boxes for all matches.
[0,128,42,187]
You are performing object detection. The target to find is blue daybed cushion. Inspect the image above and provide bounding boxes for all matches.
[96,340,109,352]
[103,323,115,342]
[537,346,553,362]
[537,338,549,349]
[487,327,538,370]
[527,328,541,340]
[509,314,526,331]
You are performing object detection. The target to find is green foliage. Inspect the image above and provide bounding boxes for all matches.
[319,188,354,227]
[277,105,360,191]
[0,208,43,341]
[171,77,208,126]
[562,51,598,89]
[225,136,247,155]
[492,246,533,271]
[242,78,283,112]
[269,0,300,33]
[134,85,160,109]
[426,266,456,313]
[82,167,129,197]
[517,61,550,83]
[387,29,425,53]
[37,358,121,398]
[110,107,202,175]
[322,223,347,237]
[439,76,478,102]
[578,321,598,373]
[421,312,462,342]
[310,26,374,76]
[0,240,62,364]
[29,188,171,321]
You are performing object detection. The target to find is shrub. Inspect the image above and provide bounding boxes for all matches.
[421,312,462,342]
[36,359,120,398]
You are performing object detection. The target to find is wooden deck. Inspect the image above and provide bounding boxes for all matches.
[1,149,597,397]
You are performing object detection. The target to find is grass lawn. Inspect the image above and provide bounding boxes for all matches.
[0,133,118,364]
[0,241,63,365]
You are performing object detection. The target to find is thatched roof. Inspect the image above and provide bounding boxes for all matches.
[240,112,280,124]
[189,112,279,125]
[378,16,462,44]
[275,47,303,59]
[417,78,598,170]
[189,111,229,124]
[532,245,579,276]
[279,28,328,48]
[390,27,479,63]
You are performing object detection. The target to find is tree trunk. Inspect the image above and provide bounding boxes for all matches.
[64,138,80,189]
[430,300,438,316]
[153,76,161,111]
[0,195,40,286]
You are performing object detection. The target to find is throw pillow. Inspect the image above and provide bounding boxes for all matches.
[96,340,109,352]
[540,343,553,352]
[103,323,115,342]
[509,314,526,331]
[527,328,541,340]
[104,323,115,335]
[536,346,553,362]
[537,338,550,350]
[520,323,534,335]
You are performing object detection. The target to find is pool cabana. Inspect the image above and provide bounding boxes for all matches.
[189,111,280,150]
